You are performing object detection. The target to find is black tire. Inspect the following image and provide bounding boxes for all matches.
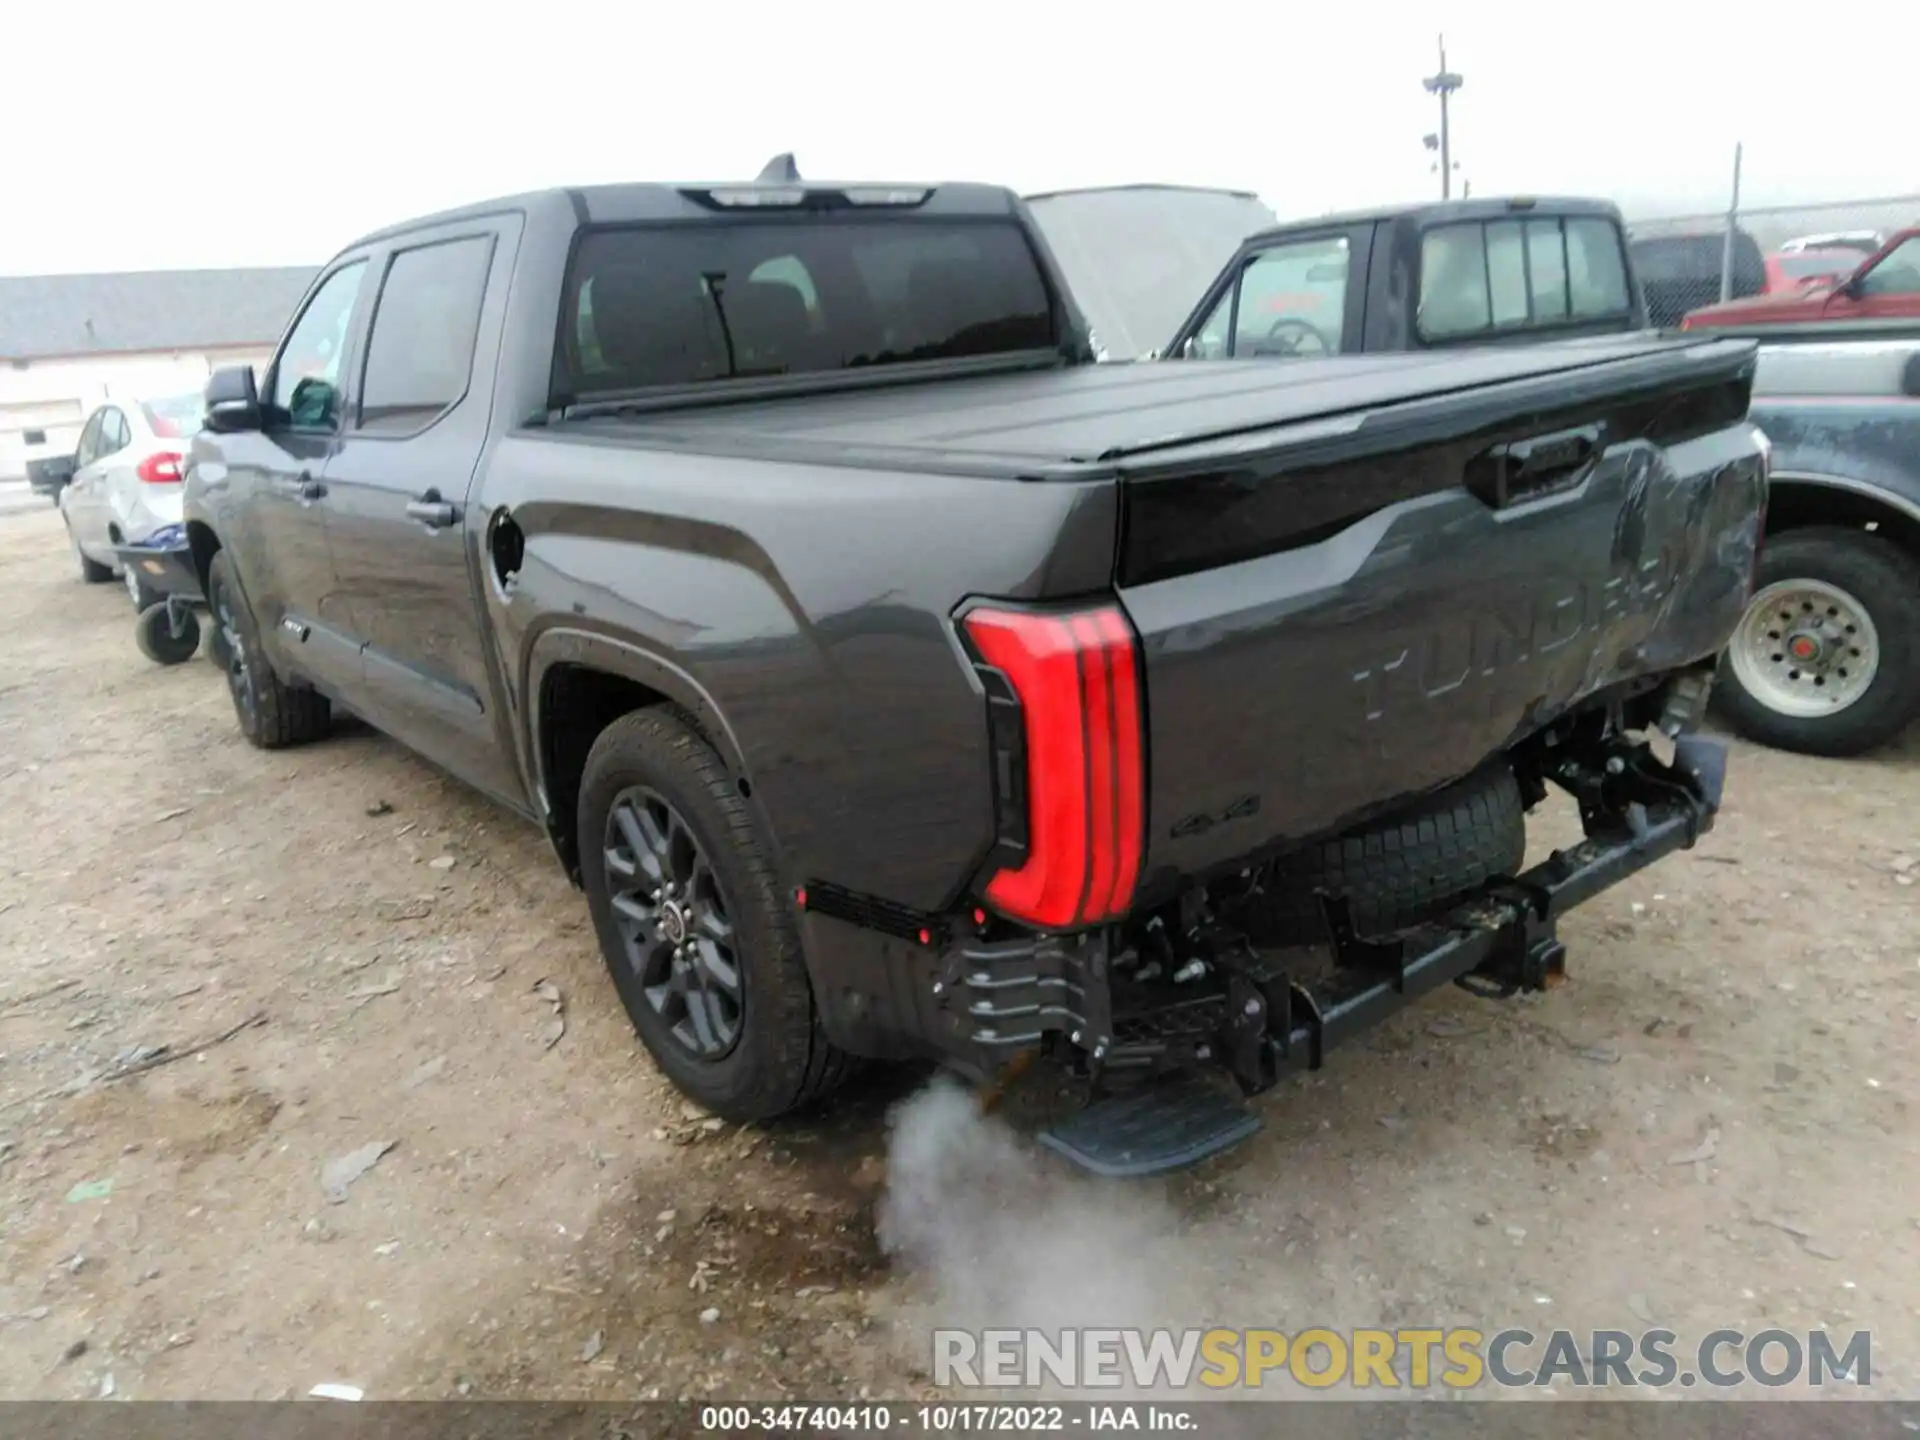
[133,603,202,666]
[1715,527,1920,758]
[579,708,854,1121]
[69,523,113,584]
[206,550,331,749]
[1232,760,1528,944]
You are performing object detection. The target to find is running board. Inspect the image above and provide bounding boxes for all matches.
[1038,1072,1261,1177]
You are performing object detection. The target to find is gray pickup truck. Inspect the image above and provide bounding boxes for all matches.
[1160,195,1916,757]
[182,176,1767,1174]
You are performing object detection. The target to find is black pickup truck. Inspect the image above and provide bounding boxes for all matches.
[183,177,1768,1175]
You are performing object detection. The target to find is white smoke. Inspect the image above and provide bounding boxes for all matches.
[875,1077,1239,1397]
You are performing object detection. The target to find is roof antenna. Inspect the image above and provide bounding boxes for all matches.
[757,152,801,183]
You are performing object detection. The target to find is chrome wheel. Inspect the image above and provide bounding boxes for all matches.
[1726,578,1880,719]
[603,787,742,1060]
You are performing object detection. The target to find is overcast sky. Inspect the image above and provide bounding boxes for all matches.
[5,0,1913,275]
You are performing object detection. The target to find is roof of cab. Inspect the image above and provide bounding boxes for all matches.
[1243,195,1625,245]
[339,180,1026,253]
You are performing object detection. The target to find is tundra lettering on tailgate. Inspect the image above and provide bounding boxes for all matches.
[1352,541,1686,723]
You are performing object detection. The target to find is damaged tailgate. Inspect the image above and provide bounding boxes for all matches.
[1115,337,1767,893]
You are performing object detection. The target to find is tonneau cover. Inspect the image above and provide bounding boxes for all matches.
[573,335,1755,479]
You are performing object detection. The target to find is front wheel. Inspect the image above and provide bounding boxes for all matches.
[1717,527,1920,757]
[206,550,331,748]
[578,708,853,1121]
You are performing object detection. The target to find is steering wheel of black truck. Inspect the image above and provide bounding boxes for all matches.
[1716,526,1920,757]
[1251,317,1334,358]
[577,707,855,1121]
[205,549,332,749]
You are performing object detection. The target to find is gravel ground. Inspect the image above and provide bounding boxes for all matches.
[1,501,1915,1404]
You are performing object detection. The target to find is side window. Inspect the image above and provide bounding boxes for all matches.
[75,413,103,467]
[101,408,130,455]
[270,261,369,430]
[1565,219,1631,317]
[357,236,494,434]
[1231,237,1350,357]
[1188,237,1350,359]
[1856,236,1920,298]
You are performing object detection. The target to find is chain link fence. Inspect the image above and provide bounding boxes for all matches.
[1623,193,1920,328]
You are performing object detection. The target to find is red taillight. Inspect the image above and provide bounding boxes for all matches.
[137,452,185,484]
[961,603,1145,931]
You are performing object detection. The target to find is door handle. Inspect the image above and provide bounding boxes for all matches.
[406,493,458,529]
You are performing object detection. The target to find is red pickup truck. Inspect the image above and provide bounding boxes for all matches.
[1684,227,1920,331]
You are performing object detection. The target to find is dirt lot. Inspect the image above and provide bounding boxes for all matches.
[1,501,1916,1404]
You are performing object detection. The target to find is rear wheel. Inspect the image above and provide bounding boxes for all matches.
[1228,760,1528,944]
[1717,527,1920,757]
[206,550,331,748]
[578,708,853,1121]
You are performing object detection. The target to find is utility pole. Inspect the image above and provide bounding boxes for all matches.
[1422,34,1464,199]
[1718,142,1744,303]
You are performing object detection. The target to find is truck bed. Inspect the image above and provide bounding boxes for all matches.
[564,333,1765,898]
[563,334,1754,479]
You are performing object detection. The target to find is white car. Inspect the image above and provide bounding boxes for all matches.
[59,393,202,607]
[1778,230,1883,257]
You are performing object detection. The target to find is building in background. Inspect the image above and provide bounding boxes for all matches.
[0,267,318,480]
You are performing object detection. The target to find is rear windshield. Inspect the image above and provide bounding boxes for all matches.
[142,393,204,438]
[556,219,1057,401]
[1775,251,1857,281]
[1418,216,1633,340]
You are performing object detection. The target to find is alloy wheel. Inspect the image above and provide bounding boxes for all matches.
[603,787,743,1059]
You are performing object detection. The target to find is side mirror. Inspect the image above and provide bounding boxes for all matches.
[205,365,262,433]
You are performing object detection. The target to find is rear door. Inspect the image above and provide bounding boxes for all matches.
[321,218,523,804]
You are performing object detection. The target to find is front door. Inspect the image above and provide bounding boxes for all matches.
[226,257,373,698]
[322,223,525,805]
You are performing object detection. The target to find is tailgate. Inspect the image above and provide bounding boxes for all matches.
[1116,341,1767,890]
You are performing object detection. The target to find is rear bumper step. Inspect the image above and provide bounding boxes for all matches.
[1023,734,1727,1174]
[1039,1072,1262,1178]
